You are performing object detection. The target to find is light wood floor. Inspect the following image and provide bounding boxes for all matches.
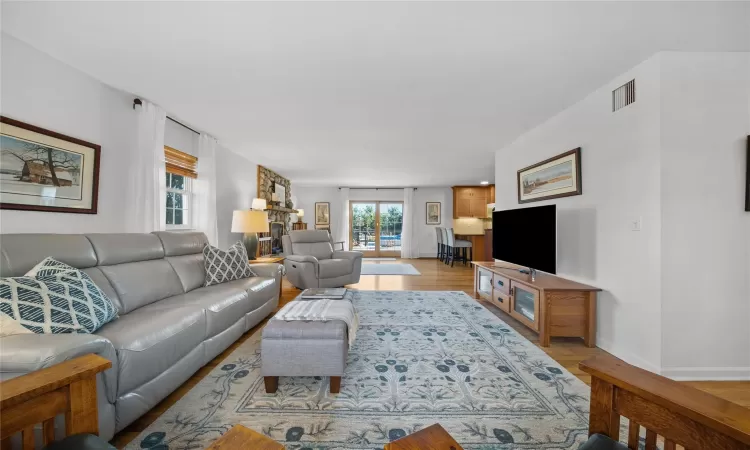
[111,258,750,448]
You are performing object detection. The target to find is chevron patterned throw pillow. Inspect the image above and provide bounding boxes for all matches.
[203,241,257,286]
[0,257,119,334]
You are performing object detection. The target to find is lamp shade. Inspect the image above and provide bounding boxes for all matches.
[251,198,267,211]
[231,210,269,233]
[297,208,304,218]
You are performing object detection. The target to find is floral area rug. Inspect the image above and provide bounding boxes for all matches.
[128,290,591,449]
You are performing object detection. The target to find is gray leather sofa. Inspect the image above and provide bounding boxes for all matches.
[0,232,282,440]
[282,230,363,289]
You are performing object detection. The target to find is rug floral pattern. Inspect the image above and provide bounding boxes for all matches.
[128,291,591,449]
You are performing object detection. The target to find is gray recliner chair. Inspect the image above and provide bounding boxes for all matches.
[282,230,363,289]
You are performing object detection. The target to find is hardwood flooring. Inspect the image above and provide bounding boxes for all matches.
[111,258,750,448]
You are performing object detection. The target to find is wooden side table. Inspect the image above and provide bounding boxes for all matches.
[205,424,283,449]
[249,256,285,298]
[384,424,463,450]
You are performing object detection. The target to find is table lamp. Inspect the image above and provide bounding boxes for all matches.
[231,210,269,260]
[296,209,304,223]
[251,198,267,211]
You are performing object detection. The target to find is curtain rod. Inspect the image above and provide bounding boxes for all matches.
[167,116,200,135]
[338,187,417,190]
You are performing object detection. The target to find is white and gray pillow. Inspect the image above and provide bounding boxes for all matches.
[203,241,256,287]
[0,257,119,334]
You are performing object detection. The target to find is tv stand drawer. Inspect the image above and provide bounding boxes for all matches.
[493,274,510,295]
[492,290,510,313]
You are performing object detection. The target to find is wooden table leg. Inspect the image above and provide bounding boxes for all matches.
[329,376,341,393]
[264,376,278,393]
[584,291,597,348]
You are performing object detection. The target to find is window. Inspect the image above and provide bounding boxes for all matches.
[164,146,198,229]
[166,172,191,228]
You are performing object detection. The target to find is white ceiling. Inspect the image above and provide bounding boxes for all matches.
[3,1,749,187]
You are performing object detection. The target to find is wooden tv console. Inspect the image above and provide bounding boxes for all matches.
[472,261,601,347]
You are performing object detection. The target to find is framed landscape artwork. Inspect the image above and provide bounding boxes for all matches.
[0,116,100,214]
[426,202,441,225]
[517,148,582,204]
[315,202,330,226]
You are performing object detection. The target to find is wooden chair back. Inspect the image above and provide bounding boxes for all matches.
[0,354,111,450]
[581,356,750,450]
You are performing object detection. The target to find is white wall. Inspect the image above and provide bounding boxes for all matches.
[495,54,664,372]
[0,33,261,248]
[215,146,258,249]
[0,34,138,233]
[659,53,750,379]
[495,51,750,379]
[292,186,453,257]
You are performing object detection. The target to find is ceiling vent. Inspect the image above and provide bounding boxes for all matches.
[612,79,635,112]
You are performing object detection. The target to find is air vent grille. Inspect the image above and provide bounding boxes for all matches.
[612,79,636,112]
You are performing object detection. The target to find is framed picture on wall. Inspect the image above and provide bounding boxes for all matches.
[0,116,100,214]
[426,202,441,224]
[315,202,330,225]
[517,147,582,204]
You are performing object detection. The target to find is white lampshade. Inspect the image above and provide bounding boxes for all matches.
[231,210,269,233]
[251,198,267,210]
[297,208,304,218]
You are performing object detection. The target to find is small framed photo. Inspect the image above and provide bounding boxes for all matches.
[517,148,582,204]
[426,202,441,225]
[315,202,330,226]
[1,116,100,214]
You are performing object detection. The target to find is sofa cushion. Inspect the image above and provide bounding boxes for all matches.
[203,242,255,287]
[98,260,185,314]
[167,253,206,292]
[96,303,206,396]
[293,242,333,261]
[0,234,97,277]
[150,283,251,338]
[318,259,353,279]
[85,234,164,266]
[221,277,278,311]
[152,231,207,257]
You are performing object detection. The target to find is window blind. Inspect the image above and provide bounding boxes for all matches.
[164,145,198,178]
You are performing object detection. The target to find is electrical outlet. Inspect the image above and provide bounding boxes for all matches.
[630,217,642,231]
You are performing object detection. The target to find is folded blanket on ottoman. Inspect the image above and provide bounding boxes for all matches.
[274,298,359,347]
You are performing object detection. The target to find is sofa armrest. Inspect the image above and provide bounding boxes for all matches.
[250,263,284,279]
[333,251,363,260]
[0,333,118,404]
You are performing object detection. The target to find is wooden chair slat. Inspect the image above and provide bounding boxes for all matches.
[664,439,677,450]
[21,426,34,450]
[627,419,640,449]
[644,430,657,450]
[43,418,56,445]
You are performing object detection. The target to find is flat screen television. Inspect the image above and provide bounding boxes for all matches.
[492,204,556,274]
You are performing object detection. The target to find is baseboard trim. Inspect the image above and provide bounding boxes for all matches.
[660,366,750,381]
[595,336,662,375]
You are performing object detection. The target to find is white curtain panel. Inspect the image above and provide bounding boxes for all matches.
[192,134,219,245]
[335,187,350,250]
[401,187,417,258]
[129,101,167,233]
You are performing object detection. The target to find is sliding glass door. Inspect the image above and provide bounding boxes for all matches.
[350,201,403,257]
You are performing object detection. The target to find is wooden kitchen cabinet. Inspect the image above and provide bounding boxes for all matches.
[452,185,492,219]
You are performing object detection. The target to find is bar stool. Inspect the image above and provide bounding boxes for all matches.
[435,227,444,261]
[447,228,472,266]
[440,227,450,265]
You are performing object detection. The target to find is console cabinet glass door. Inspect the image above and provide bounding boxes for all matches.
[510,282,540,331]
[476,268,493,299]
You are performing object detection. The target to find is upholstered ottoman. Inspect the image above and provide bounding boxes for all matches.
[261,319,348,393]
